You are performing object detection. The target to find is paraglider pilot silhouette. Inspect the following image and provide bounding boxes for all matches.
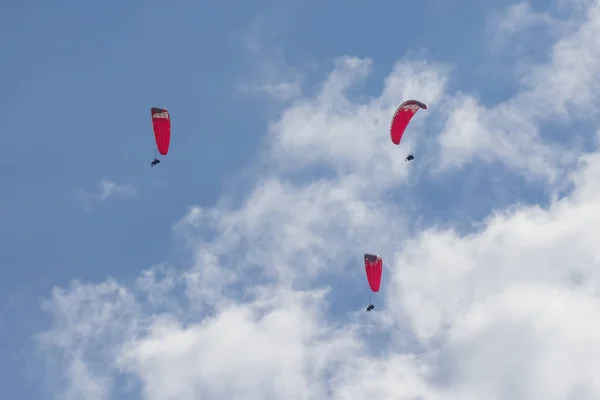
[405,152,414,161]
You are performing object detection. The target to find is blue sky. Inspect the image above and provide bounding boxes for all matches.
[4,0,600,399]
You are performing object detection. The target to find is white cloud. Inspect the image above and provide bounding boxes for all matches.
[438,0,600,183]
[488,2,556,51]
[237,15,304,103]
[35,1,600,399]
[78,180,137,209]
[265,57,448,185]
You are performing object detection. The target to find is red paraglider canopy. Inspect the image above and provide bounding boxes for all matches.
[364,253,383,292]
[390,100,427,145]
[151,107,170,155]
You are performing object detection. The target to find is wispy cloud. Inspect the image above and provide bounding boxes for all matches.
[487,2,557,52]
[438,0,600,183]
[236,13,304,103]
[78,180,137,210]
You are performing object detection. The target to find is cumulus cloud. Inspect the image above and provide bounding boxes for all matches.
[78,180,137,209]
[35,1,600,399]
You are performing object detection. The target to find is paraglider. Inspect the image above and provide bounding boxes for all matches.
[390,100,427,145]
[364,253,383,311]
[150,107,170,167]
[405,152,414,162]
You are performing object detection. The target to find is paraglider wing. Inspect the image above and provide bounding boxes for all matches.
[390,100,427,145]
[151,107,171,155]
[364,253,383,292]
